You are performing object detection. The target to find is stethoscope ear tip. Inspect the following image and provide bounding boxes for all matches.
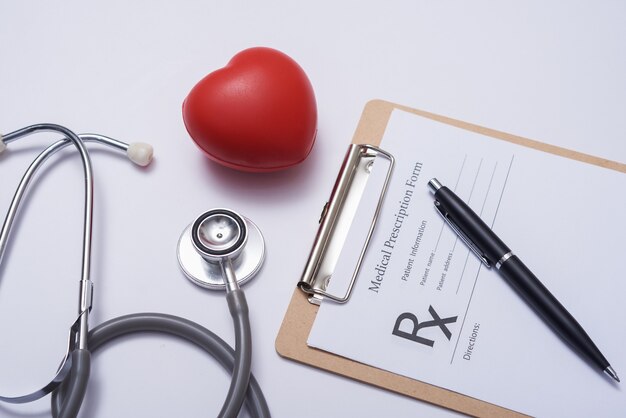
[0,136,6,154]
[126,142,154,166]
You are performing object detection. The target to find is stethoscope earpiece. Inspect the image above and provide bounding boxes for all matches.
[177,208,265,290]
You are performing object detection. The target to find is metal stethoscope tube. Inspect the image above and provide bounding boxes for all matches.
[1,126,114,412]
[1,125,96,354]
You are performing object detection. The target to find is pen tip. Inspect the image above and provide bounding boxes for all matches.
[604,366,620,382]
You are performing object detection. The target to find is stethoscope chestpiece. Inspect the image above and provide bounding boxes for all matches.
[192,209,248,262]
[177,208,265,290]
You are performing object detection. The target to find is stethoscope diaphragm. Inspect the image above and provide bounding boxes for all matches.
[177,208,265,290]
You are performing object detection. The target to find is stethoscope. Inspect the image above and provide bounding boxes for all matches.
[0,124,270,418]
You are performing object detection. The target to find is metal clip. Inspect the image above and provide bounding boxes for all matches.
[298,144,394,304]
[433,201,491,268]
[79,279,93,313]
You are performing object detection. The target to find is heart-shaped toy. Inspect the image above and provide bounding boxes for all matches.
[182,47,317,172]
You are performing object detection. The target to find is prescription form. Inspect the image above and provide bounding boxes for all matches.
[308,110,626,417]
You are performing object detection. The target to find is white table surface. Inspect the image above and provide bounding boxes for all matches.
[1,1,624,417]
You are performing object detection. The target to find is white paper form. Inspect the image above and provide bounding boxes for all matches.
[308,109,626,417]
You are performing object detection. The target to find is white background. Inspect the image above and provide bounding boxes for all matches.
[0,1,624,417]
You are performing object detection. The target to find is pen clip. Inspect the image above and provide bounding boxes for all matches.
[434,201,491,268]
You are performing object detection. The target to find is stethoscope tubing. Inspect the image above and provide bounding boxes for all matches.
[50,309,269,418]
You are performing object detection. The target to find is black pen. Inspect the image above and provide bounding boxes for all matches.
[428,178,620,382]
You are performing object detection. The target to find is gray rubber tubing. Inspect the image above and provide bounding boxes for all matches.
[220,290,252,418]
[55,349,90,418]
[51,310,270,418]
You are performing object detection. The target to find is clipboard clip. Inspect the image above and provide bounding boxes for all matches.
[298,144,394,305]
[433,200,491,268]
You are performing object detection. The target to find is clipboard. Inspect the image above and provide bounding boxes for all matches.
[275,99,626,417]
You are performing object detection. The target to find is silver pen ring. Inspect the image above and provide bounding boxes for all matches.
[496,251,514,269]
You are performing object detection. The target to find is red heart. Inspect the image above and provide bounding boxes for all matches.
[182,47,317,172]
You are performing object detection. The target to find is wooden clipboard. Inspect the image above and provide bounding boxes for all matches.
[275,99,626,418]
